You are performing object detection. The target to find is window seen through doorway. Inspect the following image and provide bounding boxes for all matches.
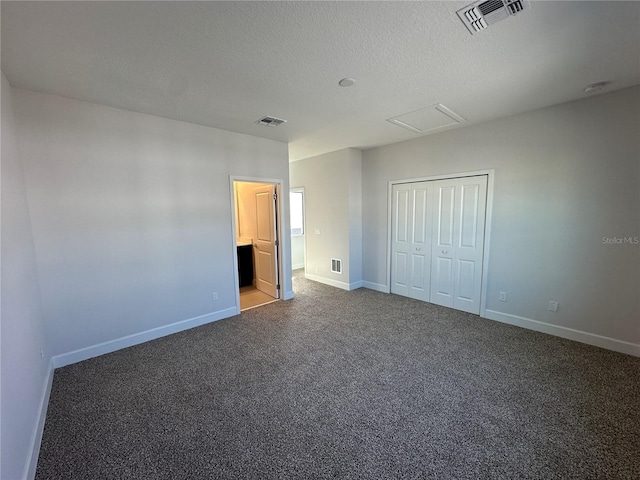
[290,190,304,236]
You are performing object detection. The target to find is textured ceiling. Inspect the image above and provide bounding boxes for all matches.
[2,1,639,161]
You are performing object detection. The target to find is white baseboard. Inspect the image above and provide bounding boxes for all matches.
[52,307,238,368]
[304,273,362,291]
[362,281,389,293]
[25,359,55,480]
[291,263,304,270]
[484,309,640,357]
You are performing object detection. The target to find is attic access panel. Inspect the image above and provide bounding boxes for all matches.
[387,104,466,134]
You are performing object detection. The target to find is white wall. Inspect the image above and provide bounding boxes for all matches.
[12,88,291,364]
[290,148,362,290]
[1,73,51,480]
[290,234,305,270]
[348,153,363,288]
[235,181,272,242]
[362,86,640,352]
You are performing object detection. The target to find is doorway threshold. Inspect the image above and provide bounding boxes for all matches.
[240,287,278,311]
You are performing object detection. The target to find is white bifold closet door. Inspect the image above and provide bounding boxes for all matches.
[390,182,432,302]
[391,175,487,315]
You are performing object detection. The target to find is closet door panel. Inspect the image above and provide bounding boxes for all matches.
[391,185,412,297]
[391,183,431,301]
[430,184,455,307]
[453,177,487,314]
[436,186,455,247]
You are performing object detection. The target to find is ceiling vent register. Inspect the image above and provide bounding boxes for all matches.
[457,0,529,34]
[255,116,287,127]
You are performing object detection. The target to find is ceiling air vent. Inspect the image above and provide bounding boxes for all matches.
[457,0,530,34]
[255,116,287,127]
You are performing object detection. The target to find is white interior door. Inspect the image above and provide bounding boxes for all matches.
[390,182,431,302]
[430,176,487,314]
[253,184,279,298]
[430,184,456,307]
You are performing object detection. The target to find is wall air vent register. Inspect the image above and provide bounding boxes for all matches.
[331,258,342,274]
[457,0,530,34]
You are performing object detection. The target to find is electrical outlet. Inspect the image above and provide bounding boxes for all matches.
[212,292,218,301]
[314,229,321,235]
[499,292,507,302]
[548,301,559,312]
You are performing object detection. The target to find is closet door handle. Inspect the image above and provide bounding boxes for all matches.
[416,247,421,251]
[442,250,448,254]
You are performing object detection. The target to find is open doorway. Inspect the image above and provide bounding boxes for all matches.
[233,180,281,311]
[290,187,305,275]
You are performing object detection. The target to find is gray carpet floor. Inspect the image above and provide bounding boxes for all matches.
[36,272,640,479]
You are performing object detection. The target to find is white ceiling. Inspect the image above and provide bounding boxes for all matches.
[2,1,639,161]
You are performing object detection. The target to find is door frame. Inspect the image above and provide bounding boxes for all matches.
[386,169,494,317]
[230,175,285,314]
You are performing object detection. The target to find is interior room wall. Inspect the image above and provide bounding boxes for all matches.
[290,234,305,270]
[289,148,362,290]
[362,86,640,353]
[348,151,363,289]
[236,182,254,241]
[1,73,51,480]
[235,181,271,242]
[11,88,291,365]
